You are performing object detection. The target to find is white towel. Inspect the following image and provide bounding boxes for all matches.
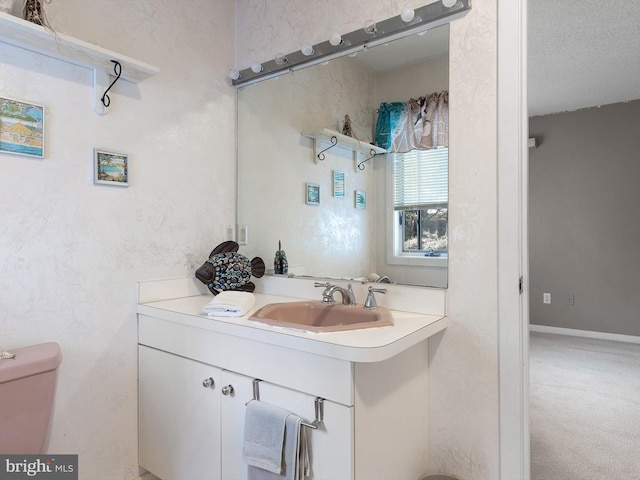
[202,291,255,317]
[245,403,311,480]
[242,400,289,474]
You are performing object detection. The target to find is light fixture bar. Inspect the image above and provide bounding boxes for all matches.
[232,0,470,87]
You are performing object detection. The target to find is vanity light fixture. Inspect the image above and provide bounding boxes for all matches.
[229,69,241,80]
[274,53,288,65]
[230,0,470,86]
[329,33,343,47]
[251,63,264,73]
[400,8,415,23]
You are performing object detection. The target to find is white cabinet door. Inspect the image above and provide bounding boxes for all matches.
[220,370,255,480]
[220,370,354,480]
[139,346,222,480]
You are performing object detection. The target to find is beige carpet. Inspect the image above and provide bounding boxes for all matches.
[529,332,640,479]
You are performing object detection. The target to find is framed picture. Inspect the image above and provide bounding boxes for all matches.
[355,190,366,210]
[306,183,320,205]
[94,148,129,186]
[333,170,345,198]
[0,96,45,159]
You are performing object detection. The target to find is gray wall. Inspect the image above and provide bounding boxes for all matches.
[529,100,640,336]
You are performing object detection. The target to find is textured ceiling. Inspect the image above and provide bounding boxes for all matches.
[528,0,640,116]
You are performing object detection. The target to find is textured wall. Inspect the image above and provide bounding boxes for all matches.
[0,1,235,478]
[530,100,640,336]
[235,0,500,479]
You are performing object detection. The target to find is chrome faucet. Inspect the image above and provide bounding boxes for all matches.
[314,282,356,306]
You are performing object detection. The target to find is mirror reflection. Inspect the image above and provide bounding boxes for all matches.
[237,24,449,288]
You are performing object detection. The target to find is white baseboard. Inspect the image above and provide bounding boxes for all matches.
[529,324,640,345]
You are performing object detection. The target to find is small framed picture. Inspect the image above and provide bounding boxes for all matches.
[355,190,366,210]
[0,96,45,159]
[333,170,345,198]
[94,148,129,186]
[306,183,320,205]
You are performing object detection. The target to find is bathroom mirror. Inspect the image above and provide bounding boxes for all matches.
[237,24,449,288]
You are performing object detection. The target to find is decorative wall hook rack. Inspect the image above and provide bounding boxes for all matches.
[101,60,122,108]
[0,13,159,116]
[250,379,324,430]
[302,128,387,171]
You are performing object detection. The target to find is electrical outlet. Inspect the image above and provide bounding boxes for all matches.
[223,224,234,241]
[568,294,574,306]
[238,225,248,245]
[543,293,551,304]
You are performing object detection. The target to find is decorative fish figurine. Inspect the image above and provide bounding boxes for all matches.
[24,0,45,26]
[195,241,265,295]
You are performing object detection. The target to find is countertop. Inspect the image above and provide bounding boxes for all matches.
[137,292,448,363]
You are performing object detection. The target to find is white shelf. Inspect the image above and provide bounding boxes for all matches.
[301,128,387,172]
[302,128,386,155]
[0,12,159,114]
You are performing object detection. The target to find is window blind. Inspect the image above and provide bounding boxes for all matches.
[393,147,448,210]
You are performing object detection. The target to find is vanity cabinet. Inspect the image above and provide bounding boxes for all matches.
[137,285,442,480]
[138,344,353,480]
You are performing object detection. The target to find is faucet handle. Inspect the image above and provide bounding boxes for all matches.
[346,283,356,305]
[364,286,387,309]
[314,282,331,289]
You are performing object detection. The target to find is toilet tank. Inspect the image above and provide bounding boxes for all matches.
[0,342,63,454]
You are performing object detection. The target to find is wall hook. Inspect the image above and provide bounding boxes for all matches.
[317,135,338,161]
[101,60,122,108]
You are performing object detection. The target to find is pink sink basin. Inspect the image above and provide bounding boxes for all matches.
[250,301,394,332]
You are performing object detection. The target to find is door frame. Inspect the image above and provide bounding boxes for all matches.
[497,0,530,478]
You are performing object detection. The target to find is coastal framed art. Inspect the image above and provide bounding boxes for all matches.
[355,190,366,209]
[94,148,129,186]
[333,170,345,198]
[0,96,45,159]
[305,183,320,206]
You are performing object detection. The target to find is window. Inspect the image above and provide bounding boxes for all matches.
[393,147,448,258]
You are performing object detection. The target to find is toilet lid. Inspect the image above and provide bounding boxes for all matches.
[0,342,62,384]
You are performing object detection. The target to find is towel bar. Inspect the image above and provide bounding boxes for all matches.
[250,378,324,430]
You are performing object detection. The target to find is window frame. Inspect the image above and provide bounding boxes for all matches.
[385,149,448,268]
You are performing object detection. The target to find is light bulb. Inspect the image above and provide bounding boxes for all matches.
[229,69,240,80]
[400,8,415,23]
[301,44,314,56]
[251,63,263,73]
[329,33,343,46]
[274,53,288,65]
[441,0,457,7]
[363,19,377,34]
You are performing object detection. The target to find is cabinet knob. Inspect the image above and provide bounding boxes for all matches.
[202,377,215,388]
[221,385,234,396]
